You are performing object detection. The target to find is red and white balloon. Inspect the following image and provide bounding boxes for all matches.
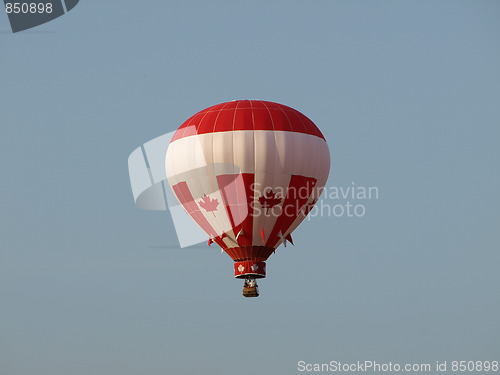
[166,100,330,278]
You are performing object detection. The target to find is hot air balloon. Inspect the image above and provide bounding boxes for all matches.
[165,100,330,297]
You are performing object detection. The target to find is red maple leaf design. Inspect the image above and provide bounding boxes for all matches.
[258,189,282,214]
[199,195,219,216]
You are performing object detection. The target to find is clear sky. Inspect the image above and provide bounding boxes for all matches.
[1,1,499,374]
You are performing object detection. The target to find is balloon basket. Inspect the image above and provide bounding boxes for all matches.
[242,286,259,298]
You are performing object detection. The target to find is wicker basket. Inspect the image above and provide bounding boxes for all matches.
[242,286,259,297]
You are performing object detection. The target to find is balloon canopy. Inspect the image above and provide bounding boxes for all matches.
[166,100,330,279]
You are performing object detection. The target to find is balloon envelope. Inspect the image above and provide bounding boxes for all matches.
[166,100,330,278]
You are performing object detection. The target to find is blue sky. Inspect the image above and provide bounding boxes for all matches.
[0,1,499,374]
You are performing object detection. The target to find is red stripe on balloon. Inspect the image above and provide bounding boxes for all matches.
[216,173,255,248]
[265,175,318,248]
